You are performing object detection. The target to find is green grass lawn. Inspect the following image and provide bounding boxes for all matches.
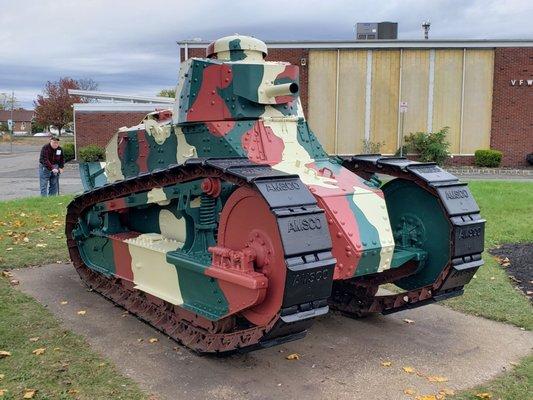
[444,181,533,330]
[0,196,72,270]
[0,181,531,399]
[0,280,146,400]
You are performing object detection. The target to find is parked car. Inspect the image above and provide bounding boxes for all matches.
[33,132,51,137]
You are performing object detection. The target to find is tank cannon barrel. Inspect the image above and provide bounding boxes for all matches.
[264,82,299,98]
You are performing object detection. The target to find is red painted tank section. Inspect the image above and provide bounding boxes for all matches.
[242,121,285,165]
[304,162,387,279]
[109,232,141,281]
[103,196,127,212]
[187,64,232,122]
[205,121,235,137]
[136,130,149,173]
[215,187,286,326]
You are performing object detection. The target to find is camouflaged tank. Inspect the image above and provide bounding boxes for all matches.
[67,35,485,353]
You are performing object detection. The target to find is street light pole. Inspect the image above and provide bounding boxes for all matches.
[10,91,14,153]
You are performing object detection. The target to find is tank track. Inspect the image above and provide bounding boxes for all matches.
[330,155,485,317]
[66,158,336,353]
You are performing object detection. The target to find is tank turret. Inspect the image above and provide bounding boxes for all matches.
[69,35,485,353]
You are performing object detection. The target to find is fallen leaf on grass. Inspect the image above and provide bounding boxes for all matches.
[77,310,86,315]
[0,389,7,396]
[381,361,392,367]
[23,389,37,398]
[415,395,437,400]
[475,393,492,399]
[403,318,415,324]
[1,271,13,278]
[427,375,449,383]
[404,388,416,395]
[53,347,60,351]
[32,348,46,355]
[286,353,300,360]
[23,237,30,243]
[67,389,79,396]
[29,337,39,342]
[9,279,19,285]
[0,374,4,380]
[0,351,11,358]
[148,338,159,343]
[137,338,144,342]
[98,362,106,367]
[5,248,13,251]
[60,301,68,305]
[36,243,47,248]
[402,366,416,374]
[439,388,455,396]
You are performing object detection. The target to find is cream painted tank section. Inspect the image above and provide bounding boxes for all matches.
[175,126,197,163]
[263,117,337,189]
[400,50,430,135]
[370,50,400,154]
[433,50,464,153]
[308,50,337,153]
[336,50,367,154]
[159,209,187,243]
[351,187,395,272]
[126,233,184,305]
[462,50,494,153]
[104,132,124,183]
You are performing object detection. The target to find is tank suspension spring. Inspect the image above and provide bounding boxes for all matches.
[199,194,217,228]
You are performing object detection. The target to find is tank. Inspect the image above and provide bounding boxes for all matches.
[67,35,485,353]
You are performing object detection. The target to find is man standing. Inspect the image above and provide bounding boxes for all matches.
[39,136,64,196]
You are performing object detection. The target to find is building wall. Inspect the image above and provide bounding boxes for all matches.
[306,48,496,158]
[491,47,533,167]
[74,111,149,156]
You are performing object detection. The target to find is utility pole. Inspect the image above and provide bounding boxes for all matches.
[9,91,14,153]
[422,21,431,40]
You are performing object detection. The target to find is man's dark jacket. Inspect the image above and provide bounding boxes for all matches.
[39,143,65,171]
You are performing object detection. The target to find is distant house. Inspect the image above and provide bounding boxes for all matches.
[0,109,34,134]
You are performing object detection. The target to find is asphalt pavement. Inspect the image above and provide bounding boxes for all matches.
[13,264,533,400]
[0,145,83,201]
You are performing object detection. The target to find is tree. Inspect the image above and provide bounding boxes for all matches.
[158,88,175,98]
[0,93,20,110]
[77,78,98,91]
[33,77,91,136]
[77,78,99,103]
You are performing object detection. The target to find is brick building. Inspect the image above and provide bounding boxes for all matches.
[74,39,533,167]
[0,109,34,134]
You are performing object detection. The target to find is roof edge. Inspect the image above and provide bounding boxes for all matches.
[177,39,533,49]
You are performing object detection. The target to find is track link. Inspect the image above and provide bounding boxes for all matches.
[66,158,336,353]
[330,155,485,316]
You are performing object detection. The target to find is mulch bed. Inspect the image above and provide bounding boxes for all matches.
[489,243,533,300]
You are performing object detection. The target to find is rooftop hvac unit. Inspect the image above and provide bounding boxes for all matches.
[356,22,398,40]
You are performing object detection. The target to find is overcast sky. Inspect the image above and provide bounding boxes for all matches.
[1,0,532,108]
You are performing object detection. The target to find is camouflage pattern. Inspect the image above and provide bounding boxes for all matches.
[73,35,472,327]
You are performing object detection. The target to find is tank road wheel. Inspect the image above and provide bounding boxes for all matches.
[217,187,286,327]
[381,178,451,290]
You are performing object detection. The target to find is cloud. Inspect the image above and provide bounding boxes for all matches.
[0,0,531,108]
